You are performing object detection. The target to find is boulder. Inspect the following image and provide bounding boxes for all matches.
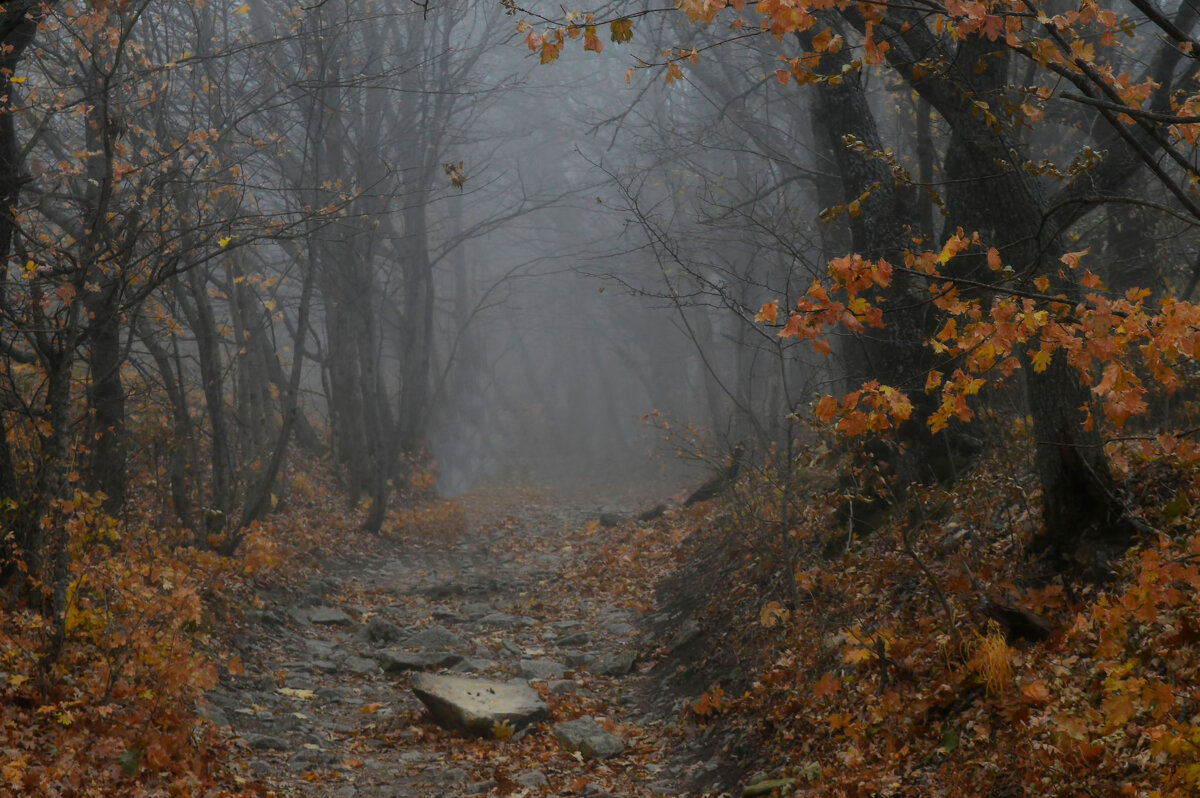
[410,673,549,737]
[361,616,406,645]
[552,716,624,759]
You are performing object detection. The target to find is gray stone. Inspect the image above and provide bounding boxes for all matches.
[249,760,271,776]
[563,651,595,669]
[518,659,566,680]
[404,625,468,650]
[440,767,470,783]
[500,639,523,657]
[410,673,550,736]
[286,606,311,625]
[555,632,591,647]
[548,620,581,631]
[243,733,291,751]
[303,639,338,658]
[669,619,702,651]
[466,781,497,795]
[516,770,550,788]
[362,616,406,644]
[604,622,636,636]
[313,659,339,673]
[552,717,624,759]
[477,612,521,629]
[546,679,577,695]
[450,658,497,674]
[592,651,637,677]
[376,649,463,673]
[431,605,465,622]
[309,607,354,626]
[288,748,340,769]
[342,656,379,675]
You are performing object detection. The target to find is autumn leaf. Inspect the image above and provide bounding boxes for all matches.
[755,300,779,325]
[1021,680,1051,704]
[760,600,790,628]
[813,672,840,698]
[610,18,633,43]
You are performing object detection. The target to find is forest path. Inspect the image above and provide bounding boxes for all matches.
[207,485,695,797]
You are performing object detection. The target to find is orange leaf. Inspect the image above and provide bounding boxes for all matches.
[814,395,838,422]
[813,671,841,698]
[1021,680,1051,704]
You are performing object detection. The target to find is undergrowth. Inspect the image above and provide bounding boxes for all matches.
[663,427,1200,797]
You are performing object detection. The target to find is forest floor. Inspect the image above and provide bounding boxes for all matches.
[210,482,718,797]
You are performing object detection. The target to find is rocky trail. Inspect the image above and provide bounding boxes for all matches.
[202,488,716,797]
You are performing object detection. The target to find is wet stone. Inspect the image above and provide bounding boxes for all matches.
[553,716,625,759]
[243,733,291,751]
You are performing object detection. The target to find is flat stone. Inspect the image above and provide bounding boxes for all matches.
[546,679,577,695]
[563,651,595,669]
[604,622,635,636]
[553,716,624,759]
[376,649,463,673]
[303,639,338,658]
[518,659,566,680]
[309,607,354,626]
[476,612,522,629]
[548,620,582,631]
[555,632,591,647]
[404,625,468,650]
[342,656,380,675]
[410,673,550,737]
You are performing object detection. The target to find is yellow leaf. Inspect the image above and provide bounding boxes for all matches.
[9,76,26,83]
[7,673,30,687]
[1030,349,1052,372]
[234,3,250,13]
[760,601,790,628]
[218,236,233,247]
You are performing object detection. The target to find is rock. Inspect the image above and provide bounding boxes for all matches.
[243,733,291,751]
[303,639,339,659]
[404,625,468,650]
[604,622,635,636]
[548,620,581,631]
[552,717,625,759]
[361,616,406,645]
[431,605,465,622]
[563,651,594,669]
[516,770,550,788]
[439,767,471,783]
[500,639,523,657]
[669,619,702,651]
[308,607,354,626]
[518,659,566,680]
[477,612,522,629]
[598,512,621,527]
[410,673,550,736]
[450,658,497,674]
[376,649,463,673]
[466,781,497,795]
[286,607,311,625]
[592,651,637,677]
[342,656,380,675]
[555,632,591,647]
[289,747,340,770]
[546,679,576,695]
